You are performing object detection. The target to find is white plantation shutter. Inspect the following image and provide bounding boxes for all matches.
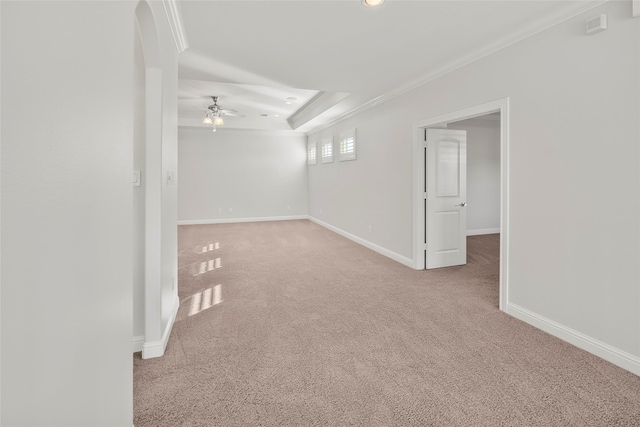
[339,129,357,161]
[307,141,317,165]
[321,138,333,163]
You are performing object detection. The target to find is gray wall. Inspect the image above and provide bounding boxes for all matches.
[1,0,181,422]
[308,2,640,372]
[178,128,308,223]
[1,1,136,424]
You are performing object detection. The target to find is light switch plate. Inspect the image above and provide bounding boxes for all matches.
[133,170,141,187]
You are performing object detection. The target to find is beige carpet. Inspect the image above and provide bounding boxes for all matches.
[134,220,640,426]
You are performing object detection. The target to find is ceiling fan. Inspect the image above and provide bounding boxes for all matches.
[199,96,243,132]
[204,95,239,117]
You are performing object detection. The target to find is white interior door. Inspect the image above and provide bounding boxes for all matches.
[425,128,467,269]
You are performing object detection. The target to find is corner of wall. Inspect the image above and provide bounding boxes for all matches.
[308,216,415,269]
[133,336,145,353]
[142,294,179,359]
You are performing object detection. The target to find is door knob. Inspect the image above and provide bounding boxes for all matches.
[457,202,467,207]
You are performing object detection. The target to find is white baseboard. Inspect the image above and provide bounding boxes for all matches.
[132,335,144,353]
[142,294,180,359]
[467,228,500,236]
[506,302,640,376]
[308,216,414,268]
[178,215,308,225]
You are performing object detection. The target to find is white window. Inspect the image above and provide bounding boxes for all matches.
[307,141,317,165]
[339,129,357,161]
[321,138,333,164]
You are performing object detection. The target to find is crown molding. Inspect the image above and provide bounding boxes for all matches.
[306,0,608,135]
[162,0,189,54]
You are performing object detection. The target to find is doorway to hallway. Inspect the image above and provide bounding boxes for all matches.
[413,98,509,311]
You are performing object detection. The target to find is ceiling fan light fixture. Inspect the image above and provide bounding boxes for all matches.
[362,0,384,6]
[202,115,213,125]
[213,116,224,126]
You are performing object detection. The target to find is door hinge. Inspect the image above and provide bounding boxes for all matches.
[423,192,427,199]
[423,243,428,250]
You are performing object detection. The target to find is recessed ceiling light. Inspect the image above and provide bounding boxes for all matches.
[285,96,297,105]
[274,114,280,118]
[362,0,384,6]
[261,114,268,117]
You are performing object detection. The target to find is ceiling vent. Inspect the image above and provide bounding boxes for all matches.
[586,14,607,35]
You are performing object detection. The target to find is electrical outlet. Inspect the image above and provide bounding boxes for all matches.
[228,208,233,213]
[218,208,222,214]
[287,205,291,211]
[368,225,372,233]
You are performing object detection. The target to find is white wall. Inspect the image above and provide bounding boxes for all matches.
[178,128,308,223]
[448,117,501,234]
[308,2,640,373]
[1,1,136,425]
[308,112,414,262]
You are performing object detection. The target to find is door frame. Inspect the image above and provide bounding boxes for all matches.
[412,97,510,311]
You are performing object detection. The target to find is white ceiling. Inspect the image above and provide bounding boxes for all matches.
[178,0,601,134]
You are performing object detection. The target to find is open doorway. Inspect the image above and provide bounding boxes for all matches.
[448,113,501,237]
[412,98,509,311]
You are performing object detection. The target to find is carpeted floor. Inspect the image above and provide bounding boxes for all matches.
[134,220,640,426]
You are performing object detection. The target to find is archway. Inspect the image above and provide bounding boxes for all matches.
[134,0,166,358]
